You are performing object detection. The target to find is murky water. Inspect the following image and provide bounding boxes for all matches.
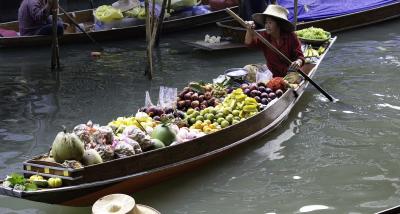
[0,20,399,213]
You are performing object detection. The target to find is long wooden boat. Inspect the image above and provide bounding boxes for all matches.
[0,37,336,206]
[0,6,238,48]
[193,1,400,50]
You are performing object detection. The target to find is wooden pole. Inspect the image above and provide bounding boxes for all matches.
[144,0,153,79]
[294,0,298,30]
[225,8,336,102]
[155,0,168,47]
[51,0,60,70]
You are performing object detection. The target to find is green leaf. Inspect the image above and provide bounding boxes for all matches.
[6,173,26,187]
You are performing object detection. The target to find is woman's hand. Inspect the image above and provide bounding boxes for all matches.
[288,59,302,72]
[245,21,255,30]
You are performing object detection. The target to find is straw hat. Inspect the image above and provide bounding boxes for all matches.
[252,4,294,32]
[92,194,160,214]
[112,0,139,12]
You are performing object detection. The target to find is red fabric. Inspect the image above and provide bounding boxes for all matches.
[247,31,304,77]
[0,28,18,37]
[209,0,239,11]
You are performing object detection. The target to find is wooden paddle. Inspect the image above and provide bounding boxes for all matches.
[225,8,337,102]
[58,6,104,51]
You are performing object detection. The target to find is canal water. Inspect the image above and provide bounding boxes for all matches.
[0,20,399,213]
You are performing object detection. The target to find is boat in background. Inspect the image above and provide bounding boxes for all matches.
[0,6,238,48]
[184,0,400,51]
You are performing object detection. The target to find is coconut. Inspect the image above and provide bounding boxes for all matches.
[51,129,85,163]
[81,149,103,166]
[151,124,176,146]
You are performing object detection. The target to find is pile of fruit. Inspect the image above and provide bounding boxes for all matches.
[177,82,220,111]
[295,27,330,40]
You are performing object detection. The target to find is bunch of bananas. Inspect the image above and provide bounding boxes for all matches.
[304,45,320,58]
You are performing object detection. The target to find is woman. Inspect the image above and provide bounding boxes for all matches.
[244,4,304,78]
[18,0,64,36]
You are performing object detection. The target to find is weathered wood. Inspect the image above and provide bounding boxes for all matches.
[293,0,298,31]
[0,37,337,206]
[51,0,60,70]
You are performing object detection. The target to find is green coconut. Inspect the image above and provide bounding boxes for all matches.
[151,139,166,150]
[151,124,176,146]
[81,149,103,166]
[51,128,85,163]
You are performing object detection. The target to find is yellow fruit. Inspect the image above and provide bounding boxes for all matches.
[48,177,62,188]
[29,175,44,181]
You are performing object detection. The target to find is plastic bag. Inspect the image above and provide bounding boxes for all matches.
[94,5,124,23]
[145,90,154,107]
[256,69,273,83]
[158,86,177,109]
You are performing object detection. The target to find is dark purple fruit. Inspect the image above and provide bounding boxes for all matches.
[192,93,199,101]
[165,107,174,114]
[177,111,185,119]
[198,95,205,102]
[184,92,193,100]
[226,88,234,94]
[208,98,215,106]
[153,116,161,121]
[191,100,200,108]
[255,90,262,97]
[265,88,272,94]
[254,96,261,103]
[261,98,269,105]
[204,92,212,100]
[268,92,276,100]
[177,100,185,109]
[258,86,266,93]
[250,90,259,97]
[261,92,269,99]
[249,83,257,91]
[194,107,200,111]
[201,100,208,107]
[200,104,207,110]
[185,100,191,107]
[275,89,283,97]
[241,83,249,90]
[244,88,251,96]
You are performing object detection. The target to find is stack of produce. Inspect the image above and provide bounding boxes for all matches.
[108,112,157,134]
[295,27,329,40]
[177,82,220,112]
[239,82,284,105]
[217,88,260,119]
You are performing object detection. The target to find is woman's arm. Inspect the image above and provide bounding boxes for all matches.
[244,21,256,46]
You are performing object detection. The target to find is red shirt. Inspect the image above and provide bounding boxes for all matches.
[247,31,305,77]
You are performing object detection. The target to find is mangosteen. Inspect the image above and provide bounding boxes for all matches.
[275,89,283,97]
[185,100,192,108]
[267,98,272,102]
[165,107,174,114]
[261,92,269,99]
[177,100,186,109]
[208,97,215,106]
[194,107,200,111]
[201,100,208,107]
[268,92,277,100]
[244,88,251,96]
[192,93,199,101]
[200,104,207,110]
[255,90,262,97]
[258,86,266,93]
[198,95,205,102]
[226,88,234,94]
[261,98,269,105]
[184,92,193,100]
[204,92,212,100]
[249,83,258,91]
[254,96,261,103]
[250,90,258,97]
[191,100,200,108]
[265,87,273,94]
[153,116,161,121]
[241,83,249,90]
